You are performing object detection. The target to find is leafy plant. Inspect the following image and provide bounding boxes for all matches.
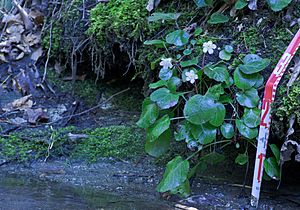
[137,28,270,196]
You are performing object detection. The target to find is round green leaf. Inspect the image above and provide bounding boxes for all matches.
[166,30,190,47]
[235,153,248,165]
[190,123,217,145]
[207,12,229,24]
[205,84,224,101]
[253,74,264,88]
[159,68,173,81]
[209,103,226,127]
[270,144,280,164]
[157,156,190,192]
[267,0,292,12]
[150,88,179,109]
[167,76,181,92]
[238,59,270,74]
[220,123,234,139]
[180,57,198,67]
[219,50,232,61]
[183,95,217,125]
[145,129,171,157]
[236,88,259,108]
[236,119,258,139]
[183,49,192,55]
[149,80,167,89]
[224,45,234,53]
[204,66,230,84]
[234,68,262,90]
[243,54,262,64]
[144,40,166,48]
[242,108,261,128]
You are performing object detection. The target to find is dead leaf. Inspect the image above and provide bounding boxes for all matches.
[23,33,41,46]
[2,14,23,24]
[54,61,64,75]
[2,95,33,111]
[31,47,43,61]
[10,117,27,124]
[281,140,300,163]
[0,53,8,62]
[29,9,44,25]
[15,51,25,60]
[26,108,48,124]
[287,58,300,90]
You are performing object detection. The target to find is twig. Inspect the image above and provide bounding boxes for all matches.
[12,0,33,30]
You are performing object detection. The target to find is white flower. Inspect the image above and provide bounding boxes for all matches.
[203,41,217,54]
[159,58,173,69]
[185,70,198,84]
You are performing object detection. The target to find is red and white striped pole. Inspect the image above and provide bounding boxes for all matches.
[251,28,300,207]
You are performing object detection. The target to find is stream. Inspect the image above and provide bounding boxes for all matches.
[0,173,172,210]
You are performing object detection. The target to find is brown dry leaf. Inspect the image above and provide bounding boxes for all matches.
[26,108,48,124]
[2,95,33,111]
[16,44,31,54]
[29,9,44,25]
[31,47,43,61]
[23,33,41,46]
[11,94,33,108]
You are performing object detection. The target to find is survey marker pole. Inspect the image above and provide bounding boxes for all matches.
[251,28,300,207]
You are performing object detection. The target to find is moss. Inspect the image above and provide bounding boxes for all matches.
[274,79,300,125]
[0,125,144,163]
[73,126,144,162]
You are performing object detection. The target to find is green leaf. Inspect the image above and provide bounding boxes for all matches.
[149,80,167,89]
[150,88,179,109]
[270,144,280,164]
[205,84,224,101]
[148,13,181,22]
[266,0,292,12]
[242,108,260,128]
[157,156,190,192]
[193,0,213,8]
[235,153,248,165]
[183,49,192,56]
[190,123,217,145]
[180,57,198,67]
[221,123,234,139]
[184,95,217,125]
[159,68,173,81]
[264,157,280,180]
[207,12,229,24]
[209,103,225,127]
[243,54,263,64]
[144,40,166,48]
[235,0,248,10]
[204,66,230,84]
[167,76,181,92]
[174,122,194,142]
[236,88,259,108]
[236,119,258,139]
[145,129,171,157]
[136,102,159,128]
[253,74,264,88]
[234,68,263,90]
[238,59,270,74]
[147,115,170,142]
[194,27,203,36]
[219,50,232,61]
[224,45,234,53]
[170,180,191,197]
[166,30,190,47]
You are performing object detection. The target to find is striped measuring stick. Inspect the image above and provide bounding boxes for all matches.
[251,28,300,207]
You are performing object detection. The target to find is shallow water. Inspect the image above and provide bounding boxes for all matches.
[0,174,171,210]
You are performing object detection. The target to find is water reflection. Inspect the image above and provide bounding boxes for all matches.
[0,174,171,210]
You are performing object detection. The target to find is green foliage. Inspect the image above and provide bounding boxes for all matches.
[275,80,300,126]
[73,126,144,162]
[88,0,148,44]
[137,27,271,196]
